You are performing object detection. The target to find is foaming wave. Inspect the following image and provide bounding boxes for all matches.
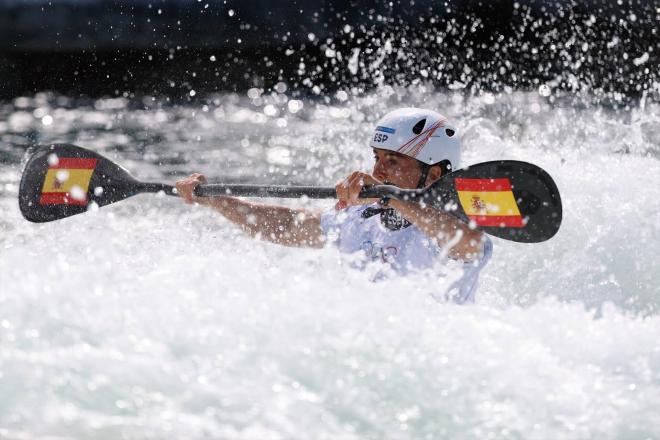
[1,199,659,438]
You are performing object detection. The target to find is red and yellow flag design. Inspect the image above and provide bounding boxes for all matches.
[40,157,97,205]
[455,178,524,227]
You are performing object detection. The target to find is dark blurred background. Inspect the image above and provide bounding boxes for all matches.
[1,0,658,104]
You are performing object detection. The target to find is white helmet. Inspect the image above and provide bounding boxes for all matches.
[369,107,461,168]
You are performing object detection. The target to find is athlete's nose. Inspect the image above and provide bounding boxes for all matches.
[373,159,387,181]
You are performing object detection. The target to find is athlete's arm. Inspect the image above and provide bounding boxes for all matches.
[387,198,485,260]
[176,174,325,248]
[336,171,485,261]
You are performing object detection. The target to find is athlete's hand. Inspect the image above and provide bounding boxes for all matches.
[175,173,208,204]
[335,171,382,210]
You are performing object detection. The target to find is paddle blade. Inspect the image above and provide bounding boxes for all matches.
[426,161,562,243]
[19,144,141,222]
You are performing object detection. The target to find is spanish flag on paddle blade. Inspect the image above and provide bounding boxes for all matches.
[39,157,98,206]
[455,178,525,228]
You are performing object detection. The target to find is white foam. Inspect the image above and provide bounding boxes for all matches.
[1,91,659,438]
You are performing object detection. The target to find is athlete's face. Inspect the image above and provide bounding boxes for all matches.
[372,148,426,189]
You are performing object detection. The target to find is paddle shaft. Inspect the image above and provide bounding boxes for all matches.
[140,182,407,200]
[194,184,338,198]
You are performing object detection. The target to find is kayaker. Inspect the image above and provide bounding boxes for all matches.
[176,108,491,302]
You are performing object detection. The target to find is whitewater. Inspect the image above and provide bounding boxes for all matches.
[1,88,659,439]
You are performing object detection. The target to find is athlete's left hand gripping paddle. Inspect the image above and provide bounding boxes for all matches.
[19,143,176,223]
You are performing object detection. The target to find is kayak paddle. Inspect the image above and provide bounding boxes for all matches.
[18,143,562,243]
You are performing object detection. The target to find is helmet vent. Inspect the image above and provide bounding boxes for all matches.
[445,128,455,137]
[412,119,426,135]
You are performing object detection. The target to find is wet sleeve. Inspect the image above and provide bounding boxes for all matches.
[319,208,339,235]
[320,207,359,245]
[447,236,493,304]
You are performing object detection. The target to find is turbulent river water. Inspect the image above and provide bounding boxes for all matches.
[1,88,659,439]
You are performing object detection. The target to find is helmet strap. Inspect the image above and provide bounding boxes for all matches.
[416,160,452,189]
[416,164,431,189]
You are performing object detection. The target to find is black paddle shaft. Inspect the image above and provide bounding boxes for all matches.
[194,184,337,198]
[192,184,410,199]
